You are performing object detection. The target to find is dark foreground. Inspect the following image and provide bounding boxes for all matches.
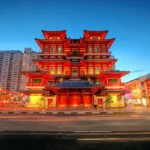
[0,131,150,150]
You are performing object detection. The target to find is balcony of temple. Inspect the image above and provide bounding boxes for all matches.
[38,54,66,60]
[26,78,47,90]
[84,53,111,60]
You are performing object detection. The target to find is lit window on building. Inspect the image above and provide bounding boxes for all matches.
[96,81,100,85]
[50,81,55,84]
[58,47,62,53]
[80,70,85,75]
[50,36,60,40]
[44,44,49,53]
[109,78,118,82]
[72,69,78,76]
[50,46,56,53]
[90,36,100,40]
[102,45,106,52]
[117,95,122,102]
[95,67,100,74]
[57,67,62,74]
[33,78,42,83]
[50,67,55,74]
[43,66,47,70]
[88,67,93,74]
[108,78,118,85]
[94,46,100,53]
[88,47,92,53]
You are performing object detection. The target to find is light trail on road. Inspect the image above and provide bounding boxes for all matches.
[0,114,150,132]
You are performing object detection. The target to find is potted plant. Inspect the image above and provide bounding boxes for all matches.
[103,95,113,108]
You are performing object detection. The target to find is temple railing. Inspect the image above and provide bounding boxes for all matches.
[84,51,111,55]
[106,83,125,86]
[52,74,70,78]
[80,74,98,78]
[27,83,45,86]
[39,52,66,55]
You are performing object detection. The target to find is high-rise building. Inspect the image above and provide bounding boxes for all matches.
[0,50,22,91]
[19,48,38,91]
[0,49,38,92]
[22,30,130,108]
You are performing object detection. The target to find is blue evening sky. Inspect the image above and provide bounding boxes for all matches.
[0,0,150,82]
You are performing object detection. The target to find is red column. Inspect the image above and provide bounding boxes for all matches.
[62,66,64,75]
[48,44,50,53]
[82,90,84,107]
[100,44,101,53]
[56,45,58,54]
[86,65,88,74]
[91,89,94,107]
[92,45,94,53]
[93,64,95,74]
[55,64,57,74]
[67,90,69,107]
[71,66,72,77]
[78,65,80,77]
[30,78,33,86]
[42,78,44,86]
[56,92,59,107]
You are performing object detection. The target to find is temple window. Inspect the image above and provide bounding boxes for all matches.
[90,36,100,40]
[50,67,55,74]
[95,67,100,74]
[50,36,60,40]
[96,81,100,85]
[43,66,47,70]
[65,71,70,75]
[102,45,106,52]
[108,78,118,86]
[102,56,107,59]
[33,78,42,83]
[72,69,78,76]
[108,78,118,83]
[72,50,78,56]
[80,70,85,75]
[58,47,62,53]
[49,81,55,85]
[44,44,49,53]
[117,95,122,102]
[88,47,92,53]
[57,67,62,74]
[88,67,93,74]
[50,46,56,53]
[94,46,100,53]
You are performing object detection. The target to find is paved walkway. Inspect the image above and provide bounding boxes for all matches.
[0,107,150,115]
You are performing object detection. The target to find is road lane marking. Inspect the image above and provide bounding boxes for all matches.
[78,137,150,141]
[74,131,112,133]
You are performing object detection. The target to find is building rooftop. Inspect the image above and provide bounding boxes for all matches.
[53,80,104,89]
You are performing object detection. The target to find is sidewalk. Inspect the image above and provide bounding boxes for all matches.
[0,106,150,115]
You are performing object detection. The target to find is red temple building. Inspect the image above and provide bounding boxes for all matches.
[22,30,130,108]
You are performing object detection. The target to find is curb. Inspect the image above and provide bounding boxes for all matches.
[0,111,150,115]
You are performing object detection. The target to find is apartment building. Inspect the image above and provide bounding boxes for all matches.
[0,50,22,91]
[0,49,38,92]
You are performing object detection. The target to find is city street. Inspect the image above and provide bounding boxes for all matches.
[0,113,150,132]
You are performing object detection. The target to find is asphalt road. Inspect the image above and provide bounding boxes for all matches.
[0,113,150,132]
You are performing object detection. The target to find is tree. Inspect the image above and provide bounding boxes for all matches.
[36,97,47,109]
[103,95,113,108]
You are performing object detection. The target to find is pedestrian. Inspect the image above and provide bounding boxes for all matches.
[94,100,97,109]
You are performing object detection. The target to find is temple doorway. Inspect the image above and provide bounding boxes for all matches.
[72,68,78,77]
[72,50,78,56]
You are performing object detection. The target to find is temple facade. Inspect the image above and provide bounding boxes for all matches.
[22,30,129,108]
